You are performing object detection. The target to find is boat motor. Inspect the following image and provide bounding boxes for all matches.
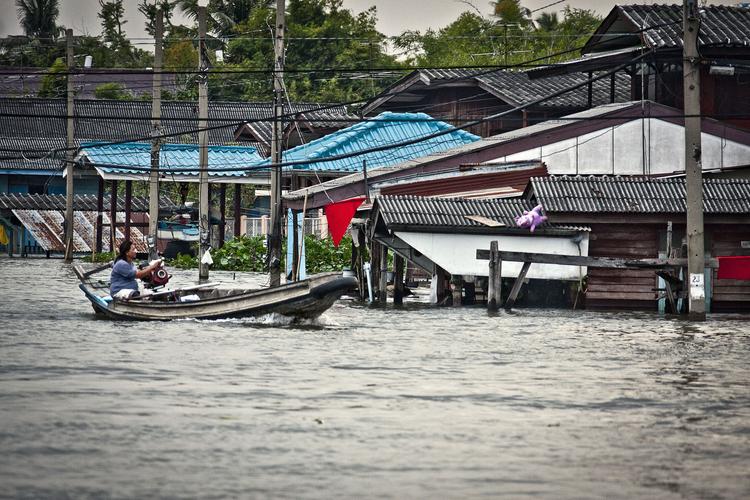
[140,259,171,289]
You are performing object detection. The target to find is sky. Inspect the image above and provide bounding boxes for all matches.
[0,0,742,42]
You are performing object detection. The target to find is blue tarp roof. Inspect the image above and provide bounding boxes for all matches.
[78,142,263,178]
[259,112,480,173]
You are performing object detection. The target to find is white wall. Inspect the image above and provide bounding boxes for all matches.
[396,231,589,280]
[490,118,750,175]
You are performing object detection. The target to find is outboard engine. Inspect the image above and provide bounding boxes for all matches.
[140,259,171,289]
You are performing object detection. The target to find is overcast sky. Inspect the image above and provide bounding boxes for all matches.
[0,0,742,41]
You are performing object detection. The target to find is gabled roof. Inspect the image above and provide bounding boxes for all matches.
[0,97,336,146]
[0,192,175,211]
[361,68,631,115]
[0,137,74,171]
[77,142,263,180]
[532,176,750,214]
[583,4,750,54]
[372,194,586,234]
[258,112,480,173]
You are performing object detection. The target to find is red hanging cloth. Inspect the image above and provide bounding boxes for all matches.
[717,256,750,280]
[324,197,366,247]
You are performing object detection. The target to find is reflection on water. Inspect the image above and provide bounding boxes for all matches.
[0,258,749,499]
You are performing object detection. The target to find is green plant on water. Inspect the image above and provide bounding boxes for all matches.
[212,234,267,272]
[303,234,352,273]
[170,252,198,269]
[82,251,115,263]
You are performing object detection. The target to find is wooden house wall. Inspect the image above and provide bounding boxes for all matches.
[710,226,750,312]
[584,223,660,310]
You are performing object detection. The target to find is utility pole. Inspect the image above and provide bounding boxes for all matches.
[269,0,286,286]
[683,0,705,320]
[149,9,163,261]
[63,29,75,262]
[198,3,210,282]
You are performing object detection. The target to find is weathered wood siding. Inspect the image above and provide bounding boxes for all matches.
[710,226,750,312]
[585,224,659,310]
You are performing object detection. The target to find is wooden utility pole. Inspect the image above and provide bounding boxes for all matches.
[63,29,75,262]
[269,0,286,286]
[198,5,210,281]
[683,0,705,320]
[148,9,163,261]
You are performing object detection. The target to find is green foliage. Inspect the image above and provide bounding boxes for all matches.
[94,82,132,100]
[303,234,351,273]
[16,0,60,40]
[37,57,65,97]
[170,252,199,269]
[212,234,267,272]
[82,251,115,263]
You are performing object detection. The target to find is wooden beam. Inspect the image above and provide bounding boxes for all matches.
[96,177,104,253]
[109,180,117,252]
[476,250,718,269]
[124,180,132,240]
[505,261,531,310]
[233,184,242,237]
[394,253,404,305]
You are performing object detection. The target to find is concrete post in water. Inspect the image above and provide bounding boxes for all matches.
[148,9,163,261]
[451,275,462,307]
[487,241,502,311]
[63,29,75,263]
[198,5,210,282]
[268,0,287,286]
[683,0,705,320]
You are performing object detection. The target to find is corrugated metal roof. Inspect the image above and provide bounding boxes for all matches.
[584,4,750,53]
[532,176,750,214]
[364,68,631,113]
[0,97,341,146]
[259,112,480,173]
[285,102,639,202]
[12,208,147,253]
[0,193,175,211]
[374,194,587,233]
[78,142,262,177]
[0,137,73,170]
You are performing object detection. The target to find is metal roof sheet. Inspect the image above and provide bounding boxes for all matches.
[584,4,750,53]
[12,208,147,253]
[532,176,750,214]
[0,97,340,145]
[259,112,480,173]
[0,193,175,211]
[78,142,263,177]
[374,194,587,233]
[363,68,631,113]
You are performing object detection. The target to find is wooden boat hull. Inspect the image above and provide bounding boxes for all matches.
[78,272,357,321]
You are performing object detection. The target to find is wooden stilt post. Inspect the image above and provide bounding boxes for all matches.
[379,243,388,305]
[95,177,103,253]
[434,265,448,305]
[124,180,132,241]
[109,180,117,252]
[487,240,502,311]
[505,261,531,310]
[219,183,226,248]
[233,184,242,237]
[451,275,462,307]
[394,253,404,305]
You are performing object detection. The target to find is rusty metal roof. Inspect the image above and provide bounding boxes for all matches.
[12,209,148,253]
[532,176,750,214]
[374,194,587,233]
[0,193,175,211]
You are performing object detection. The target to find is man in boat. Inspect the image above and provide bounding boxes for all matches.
[110,240,163,299]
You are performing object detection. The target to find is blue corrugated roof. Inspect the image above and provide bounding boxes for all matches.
[259,112,480,172]
[78,142,263,177]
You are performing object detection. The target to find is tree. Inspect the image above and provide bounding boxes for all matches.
[535,12,558,32]
[37,57,66,97]
[15,0,60,41]
[94,82,132,99]
[492,0,531,27]
[138,0,175,37]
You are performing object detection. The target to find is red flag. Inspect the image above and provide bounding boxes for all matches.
[717,256,750,280]
[325,197,365,247]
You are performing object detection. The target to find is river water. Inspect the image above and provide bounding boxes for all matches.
[1,258,749,499]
